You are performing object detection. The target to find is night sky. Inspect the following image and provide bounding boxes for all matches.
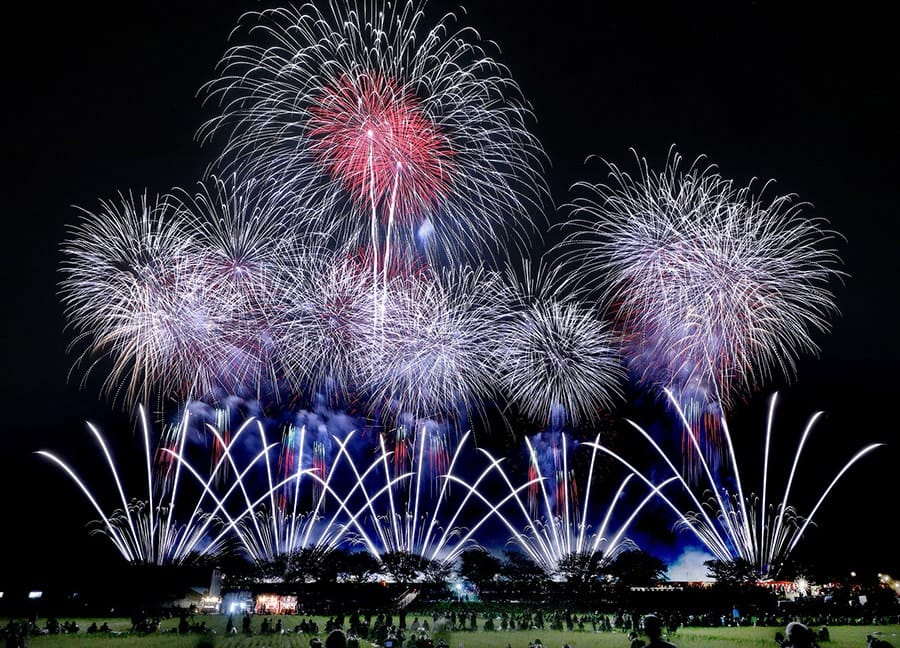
[4,2,898,590]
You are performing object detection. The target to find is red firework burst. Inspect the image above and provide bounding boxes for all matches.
[308,73,454,222]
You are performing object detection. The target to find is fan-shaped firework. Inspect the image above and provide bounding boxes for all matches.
[36,405,226,565]
[174,416,367,564]
[559,149,843,420]
[587,390,882,580]
[354,429,497,566]
[154,406,504,568]
[198,0,548,266]
[496,262,625,428]
[481,430,674,575]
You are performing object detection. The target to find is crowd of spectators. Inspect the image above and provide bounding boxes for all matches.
[2,598,898,647]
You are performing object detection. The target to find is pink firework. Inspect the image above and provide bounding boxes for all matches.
[308,73,454,224]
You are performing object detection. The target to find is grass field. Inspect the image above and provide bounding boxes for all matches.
[4,615,898,648]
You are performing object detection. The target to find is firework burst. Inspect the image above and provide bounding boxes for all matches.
[199,0,548,266]
[60,182,305,409]
[307,72,455,222]
[495,261,625,429]
[58,191,215,406]
[364,264,504,429]
[168,175,302,399]
[266,246,376,401]
[558,149,843,432]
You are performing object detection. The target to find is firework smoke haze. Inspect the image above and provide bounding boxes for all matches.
[559,149,844,418]
[198,0,549,266]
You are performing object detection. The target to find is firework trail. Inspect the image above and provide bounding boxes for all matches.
[36,405,227,565]
[557,149,843,450]
[495,261,625,429]
[198,0,548,268]
[587,389,883,579]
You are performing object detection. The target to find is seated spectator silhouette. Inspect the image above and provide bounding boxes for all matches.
[777,622,819,648]
[327,629,349,648]
[642,615,676,647]
[867,633,895,648]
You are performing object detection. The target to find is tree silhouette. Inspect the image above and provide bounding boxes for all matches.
[607,549,667,586]
[380,551,449,584]
[556,551,608,582]
[704,558,759,588]
[335,549,381,583]
[458,548,502,593]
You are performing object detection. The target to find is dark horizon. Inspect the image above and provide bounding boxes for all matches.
[4,1,898,591]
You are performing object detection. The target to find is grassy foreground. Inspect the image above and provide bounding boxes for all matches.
[4,616,899,648]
